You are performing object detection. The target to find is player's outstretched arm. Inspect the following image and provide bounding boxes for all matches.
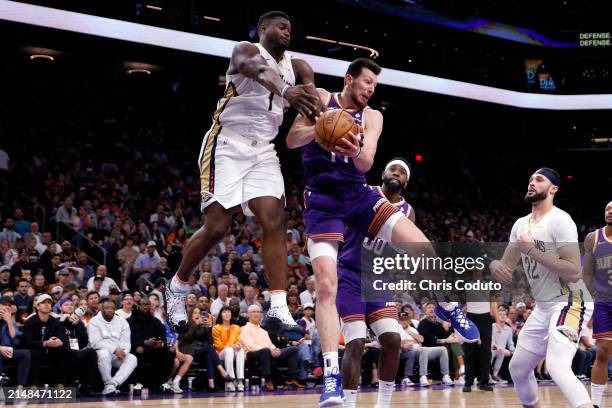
[230,42,319,119]
[286,88,329,149]
[582,232,596,290]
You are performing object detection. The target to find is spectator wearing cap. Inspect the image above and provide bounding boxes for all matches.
[210,284,230,319]
[86,265,118,297]
[108,286,122,308]
[0,266,13,292]
[127,297,175,389]
[88,298,137,395]
[0,295,31,387]
[239,303,302,391]
[57,296,97,395]
[239,285,258,316]
[116,293,134,320]
[56,267,75,289]
[22,293,69,386]
[133,241,159,290]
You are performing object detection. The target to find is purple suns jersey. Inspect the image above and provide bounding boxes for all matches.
[593,227,612,301]
[338,186,411,272]
[301,92,367,188]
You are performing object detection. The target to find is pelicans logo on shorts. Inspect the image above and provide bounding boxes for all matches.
[201,191,214,203]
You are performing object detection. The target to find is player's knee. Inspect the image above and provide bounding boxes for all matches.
[508,355,523,378]
[259,210,285,233]
[345,338,366,359]
[379,331,401,351]
[204,219,231,241]
[315,278,336,302]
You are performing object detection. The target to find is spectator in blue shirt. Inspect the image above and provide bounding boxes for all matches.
[0,296,31,387]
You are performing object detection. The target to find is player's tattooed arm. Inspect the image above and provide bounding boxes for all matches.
[581,231,596,291]
[286,88,330,149]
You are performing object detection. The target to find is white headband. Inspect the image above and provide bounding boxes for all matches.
[607,200,612,209]
[385,160,411,180]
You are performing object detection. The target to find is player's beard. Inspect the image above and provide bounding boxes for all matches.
[383,176,402,193]
[524,188,547,203]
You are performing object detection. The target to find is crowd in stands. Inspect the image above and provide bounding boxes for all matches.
[0,77,604,395]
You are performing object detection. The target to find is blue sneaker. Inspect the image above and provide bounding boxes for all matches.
[319,373,344,407]
[435,303,479,343]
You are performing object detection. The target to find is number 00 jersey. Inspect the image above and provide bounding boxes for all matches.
[510,206,588,305]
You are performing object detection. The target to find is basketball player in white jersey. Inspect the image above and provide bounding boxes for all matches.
[165,11,321,338]
[490,167,594,408]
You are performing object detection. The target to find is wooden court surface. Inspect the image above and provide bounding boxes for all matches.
[15,385,606,407]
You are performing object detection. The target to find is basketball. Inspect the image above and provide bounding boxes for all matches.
[314,109,359,151]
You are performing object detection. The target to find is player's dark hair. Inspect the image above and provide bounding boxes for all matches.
[346,58,382,78]
[258,11,290,30]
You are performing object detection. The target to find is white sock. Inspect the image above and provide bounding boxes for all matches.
[270,291,287,308]
[173,375,182,386]
[377,380,395,407]
[322,351,339,376]
[437,301,457,312]
[344,389,358,408]
[170,276,191,293]
[591,382,606,406]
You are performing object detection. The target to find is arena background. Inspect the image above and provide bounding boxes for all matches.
[0,0,611,405]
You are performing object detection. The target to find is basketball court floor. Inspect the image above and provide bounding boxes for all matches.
[3,382,607,407]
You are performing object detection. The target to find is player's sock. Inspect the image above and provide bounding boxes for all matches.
[437,301,457,311]
[591,383,606,406]
[322,351,340,376]
[170,275,191,293]
[173,375,182,386]
[376,380,395,407]
[270,290,288,308]
[343,389,358,408]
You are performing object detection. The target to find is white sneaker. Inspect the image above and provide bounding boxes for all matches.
[164,281,188,332]
[261,305,305,340]
[102,383,117,395]
[236,382,245,392]
[225,382,236,392]
[161,382,172,392]
[401,377,414,386]
[170,382,183,393]
[442,375,454,385]
[419,375,429,387]
[454,375,465,386]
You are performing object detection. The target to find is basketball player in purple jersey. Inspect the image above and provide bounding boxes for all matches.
[287,58,478,407]
[585,201,612,408]
[164,11,321,339]
[338,158,414,408]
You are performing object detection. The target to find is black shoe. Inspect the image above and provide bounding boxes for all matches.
[463,385,472,392]
[478,384,494,391]
[541,373,552,381]
[260,308,305,341]
[534,371,543,381]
